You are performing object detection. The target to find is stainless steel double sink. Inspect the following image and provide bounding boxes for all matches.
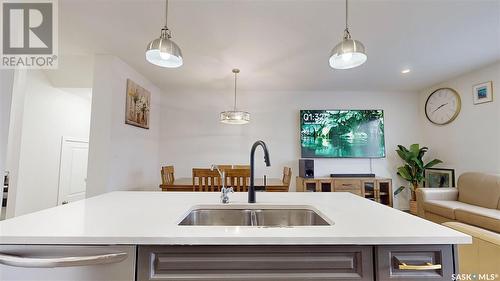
[178,206,331,227]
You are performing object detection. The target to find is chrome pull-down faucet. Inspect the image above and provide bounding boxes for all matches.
[248,141,271,203]
[211,164,233,204]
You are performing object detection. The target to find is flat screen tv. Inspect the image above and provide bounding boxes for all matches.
[300,110,386,158]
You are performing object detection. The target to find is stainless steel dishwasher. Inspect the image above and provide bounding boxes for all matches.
[0,245,136,281]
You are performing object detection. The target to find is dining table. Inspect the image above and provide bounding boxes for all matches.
[159,177,288,192]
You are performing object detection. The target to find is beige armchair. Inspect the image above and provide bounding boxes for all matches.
[417,173,500,276]
[416,172,500,233]
[444,222,500,275]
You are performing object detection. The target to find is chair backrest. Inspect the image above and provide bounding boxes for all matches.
[161,166,175,185]
[225,168,251,192]
[216,165,233,171]
[457,172,500,209]
[192,168,222,192]
[282,167,292,187]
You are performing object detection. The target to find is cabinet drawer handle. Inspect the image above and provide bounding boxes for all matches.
[0,252,128,268]
[399,262,442,270]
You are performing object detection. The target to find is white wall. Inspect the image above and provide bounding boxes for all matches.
[419,62,500,177]
[8,70,91,216]
[160,90,421,209]
[4,70,28,218]
[0,70,14,219]
[0,70,14,181]
[86,55,161,197]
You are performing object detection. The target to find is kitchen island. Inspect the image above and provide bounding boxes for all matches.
[0,191,470,281]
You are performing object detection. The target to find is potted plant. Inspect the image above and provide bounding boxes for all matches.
[393,144,442,214]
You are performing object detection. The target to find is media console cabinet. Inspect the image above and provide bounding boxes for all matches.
[297,176,393,207]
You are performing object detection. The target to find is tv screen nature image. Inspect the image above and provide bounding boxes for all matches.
[300,110,386,158]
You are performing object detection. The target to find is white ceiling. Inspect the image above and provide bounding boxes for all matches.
[59,0,500,93]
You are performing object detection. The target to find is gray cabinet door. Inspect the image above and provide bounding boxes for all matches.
[138,245,373,281]
[376,245,455,281]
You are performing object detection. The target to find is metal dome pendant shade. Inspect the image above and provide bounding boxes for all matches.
[146,0,183,68]
[220,69,250,125]
[329,0,367,70]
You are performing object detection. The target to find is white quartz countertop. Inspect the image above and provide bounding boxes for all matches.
[0,191,471,245]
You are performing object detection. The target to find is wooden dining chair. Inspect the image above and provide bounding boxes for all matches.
[160,166,175,185]
[216,165,232,187]
[233,165,250,169]
[282,167,292,188]
[267,167,292,192]
[216,165,233,171]
[225,168,251,192]
[192,168,222,192]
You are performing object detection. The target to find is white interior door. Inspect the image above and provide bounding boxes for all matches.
[58,137,89,205]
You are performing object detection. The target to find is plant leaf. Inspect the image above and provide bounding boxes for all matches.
[409,144,420,156]
[397,149,410,162]
[424,159,443,169]
[397,145,409,154]
[397,166,413,181]
[418,146,429,159]
[413,156,424,169]
[394,186,406,196]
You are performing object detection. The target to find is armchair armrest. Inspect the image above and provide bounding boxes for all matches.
[444,222,500,246]
[416,188,458,217]
[416,187,458,202]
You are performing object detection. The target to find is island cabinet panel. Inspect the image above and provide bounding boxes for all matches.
[137,245,374,281]
[0,245,136,281]
[375,245,455,281]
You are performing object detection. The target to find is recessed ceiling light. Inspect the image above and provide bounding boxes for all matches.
[401,69,411,74]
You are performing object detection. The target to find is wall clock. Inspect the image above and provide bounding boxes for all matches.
[425,88,461,125]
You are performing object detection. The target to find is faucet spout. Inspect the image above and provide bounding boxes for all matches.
[249,140,271,203]
[212,164,231,203]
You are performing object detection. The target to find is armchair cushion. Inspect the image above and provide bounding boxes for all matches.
[455,207,500,233]
[424,200,472,219]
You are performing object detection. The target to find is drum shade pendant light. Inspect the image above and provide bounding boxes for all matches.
[146,0,183,68]
[220,69,250,125]
[329,0,367,70]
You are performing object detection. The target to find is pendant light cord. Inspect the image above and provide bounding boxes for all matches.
[345,0,348,31]
[165,0,169,28]
[160,0,172,38]
[233,71,238,110]
[344,0,351,39]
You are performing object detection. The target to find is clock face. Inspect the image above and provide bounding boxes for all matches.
[425,88,461,125]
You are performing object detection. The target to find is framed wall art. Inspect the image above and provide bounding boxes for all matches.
[125,79,151,129]
[472,81,493,105]
[424,168,455,188]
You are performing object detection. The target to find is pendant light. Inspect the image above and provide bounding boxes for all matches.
[220,69,250,125]
[146,0,183,68]
[329,0,367,70]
